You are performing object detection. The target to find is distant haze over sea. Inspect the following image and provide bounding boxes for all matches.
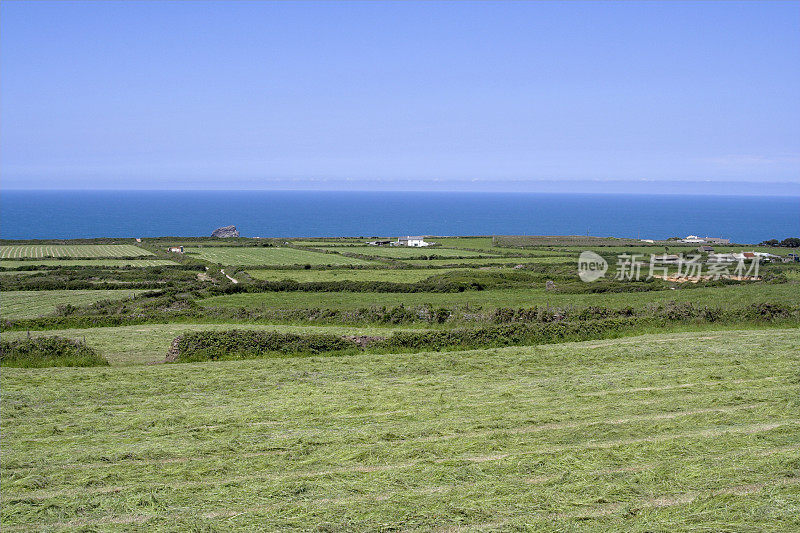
[1,190,798,243]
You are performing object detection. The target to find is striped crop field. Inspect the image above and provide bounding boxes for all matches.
[184,247,377,266]
[0,259,177,268]
[0,245,152,259]
[0,290,137,319]
[1,329,798,530]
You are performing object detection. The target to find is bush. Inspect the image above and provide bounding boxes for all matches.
[0,337,109,368]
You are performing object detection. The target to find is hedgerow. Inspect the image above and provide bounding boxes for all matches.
[172,330,358,362]
[1,337,109,368]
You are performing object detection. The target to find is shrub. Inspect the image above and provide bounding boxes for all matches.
[0,337,109,368]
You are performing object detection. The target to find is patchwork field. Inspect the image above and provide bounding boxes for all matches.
[1,290,137,319]
[200,281,799,311]
[2,330,798,530]
[401,256,575,266]
[320,246,493,258]
[2,234,798,531]
[246,268,463,283]
[184,247,376,266]
[0,259,177,268]
[0,245,152,259]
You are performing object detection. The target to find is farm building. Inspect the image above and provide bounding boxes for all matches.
[366,240,392,246]
[396,236,432,247]
[708,253,737,263]
[167,246,184,253]
[697,246,714,253]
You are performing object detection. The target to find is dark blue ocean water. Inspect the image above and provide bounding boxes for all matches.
[1,190,798,243]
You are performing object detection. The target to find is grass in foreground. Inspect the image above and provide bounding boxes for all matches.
[0,290,138,319]
[1,329,798,530]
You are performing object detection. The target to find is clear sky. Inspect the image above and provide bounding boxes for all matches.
[1,0,799,192]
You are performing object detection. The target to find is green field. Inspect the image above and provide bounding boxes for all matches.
[0,290,137,319]
[401,256,575,266]
[0,259,177,268]
[199,282,799,311]
[0,244,152,259]
[323,246,493,258]
[2,329,798,530]
[246,268,471,283]
[184,247,377,266]
[432,237,498,250]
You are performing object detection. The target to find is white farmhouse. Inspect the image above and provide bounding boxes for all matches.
[396,236,431,247]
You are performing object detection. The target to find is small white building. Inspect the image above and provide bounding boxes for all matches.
[167,246,184,253]
[681,235,705,243]
[707,253,737,263]
[396,236,431,247]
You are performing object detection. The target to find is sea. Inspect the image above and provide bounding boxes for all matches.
[1,190,798,243]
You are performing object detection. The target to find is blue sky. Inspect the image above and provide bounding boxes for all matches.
[1,0,798,192]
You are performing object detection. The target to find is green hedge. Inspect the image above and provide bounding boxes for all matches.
[1,337,109,368]
[173,330,359,362]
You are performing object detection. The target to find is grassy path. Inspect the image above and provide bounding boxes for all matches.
[2,329,798,530]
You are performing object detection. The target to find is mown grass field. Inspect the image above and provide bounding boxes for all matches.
[200,281,799,311]
[0,245,152,259]
[0,290,137,319]
[2,329,798,530]
[184,247,377,266]
[246,268,467,283]
[0,259,177,268]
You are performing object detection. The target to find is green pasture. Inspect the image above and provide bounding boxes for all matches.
[0,290,137,319]
[2,329,798,530]
[246,268,453,283]
[330,246,493,258]
[290,239,373,247]
[184,247,377,266]
[0,259,177,268]
[199,281,799,311]
[0,244,152,259]
[432,237,497,250]
[401,256,575,266]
